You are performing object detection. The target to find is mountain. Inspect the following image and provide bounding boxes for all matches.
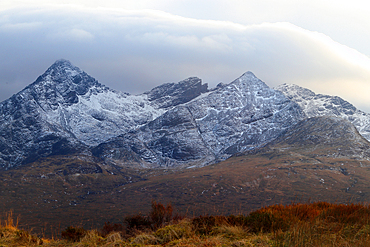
[95,76,370,169]
[1,59,370,169]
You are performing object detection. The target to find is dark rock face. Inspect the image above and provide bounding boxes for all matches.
[0,95,85,168]
[145,77,208,108]
[272,117,362,146]
[92,105,214,167]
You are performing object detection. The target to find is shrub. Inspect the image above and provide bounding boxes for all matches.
[124,200,175,233]
[99,221,125,237]
[124,213,151,233]
[154,221,192,244]
[191,215,248,236]
[191,215,217,235]
[61,226,86,242]
[319,203,370,224]
[150,200,173,229]
[245,211,288,233]
[227,214,247,226]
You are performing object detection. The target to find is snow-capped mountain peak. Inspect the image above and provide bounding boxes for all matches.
[241,71,257,77]
[28,59,104,106]
[144,76,208,109]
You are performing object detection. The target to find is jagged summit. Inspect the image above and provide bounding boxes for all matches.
[30,59,103,99]
[276,83,357,113]
[276,83,316,98]
[144,77,208,109]
[234,71,259,82]
[228,71,270,92]
[50,58,75,68]
[36,59,83,81]
[241,71,257,77]
[53,58,73,65]
[43,59,86,81]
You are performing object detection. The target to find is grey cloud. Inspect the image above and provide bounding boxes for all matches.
[1,6,370,112]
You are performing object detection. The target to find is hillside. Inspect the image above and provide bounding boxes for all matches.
[1,116,370,236]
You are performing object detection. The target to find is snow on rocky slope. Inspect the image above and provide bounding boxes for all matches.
[276,84,370,141]
[31,59,166,146]
[93,72,305,167]
[0,60,205,168]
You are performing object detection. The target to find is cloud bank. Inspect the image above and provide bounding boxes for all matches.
[1,5,370,112]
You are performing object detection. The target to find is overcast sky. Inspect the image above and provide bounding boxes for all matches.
[1,1,370,112]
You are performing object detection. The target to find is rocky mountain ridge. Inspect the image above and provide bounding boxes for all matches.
[1,59,370,169]
[93,72,305,167]
[276,84,370,141]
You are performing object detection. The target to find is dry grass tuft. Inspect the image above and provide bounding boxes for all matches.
[130,232,160,245]
[212,225,248,240]
[0,211,44,246]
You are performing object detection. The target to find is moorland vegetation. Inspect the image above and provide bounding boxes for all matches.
[2,201,370,246]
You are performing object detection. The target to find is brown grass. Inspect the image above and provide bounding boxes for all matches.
[3,201,370,246]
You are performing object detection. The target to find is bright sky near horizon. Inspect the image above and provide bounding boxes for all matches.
[1,0,370,112]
